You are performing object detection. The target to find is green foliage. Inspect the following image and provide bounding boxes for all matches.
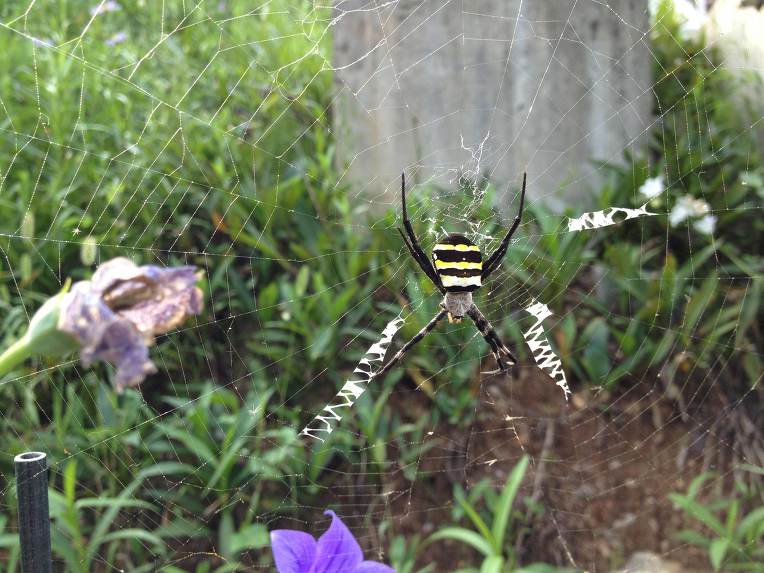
[670,469,764,571]
[516,0,764,390]
[388,534,435,573]
[426,456,576,573]
[1,380,302,571]
[604,0,761,387]
[0,0,761,570]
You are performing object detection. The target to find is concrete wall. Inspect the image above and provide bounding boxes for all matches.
[332,0,652,211]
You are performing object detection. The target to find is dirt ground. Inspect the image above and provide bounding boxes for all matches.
[384,366,761,572]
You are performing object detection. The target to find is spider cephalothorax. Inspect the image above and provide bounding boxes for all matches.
[375,172,527,378]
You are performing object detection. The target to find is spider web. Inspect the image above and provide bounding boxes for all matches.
[0,1,761,571]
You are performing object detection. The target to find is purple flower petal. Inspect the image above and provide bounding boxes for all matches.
[60,281,157,392]
[311,510,363,573]
[90,1,121,16]
[90,257,149,301]
[105,31,127,46]
[116,266,203,336]
[356,562,396,573]
[90,258,203,336]
[91,317,157,391]
[271,530,317,573]
[57,258,203,392]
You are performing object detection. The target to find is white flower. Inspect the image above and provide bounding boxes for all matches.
[639,175,665,199]
[649,0,709,40]
[669,195,710,226]
[694,214,717,235]
[675,0,709,40]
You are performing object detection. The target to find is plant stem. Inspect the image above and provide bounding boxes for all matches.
[0,336,32,378]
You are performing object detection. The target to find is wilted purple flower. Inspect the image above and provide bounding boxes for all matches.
[0,258,203,392]
[271,510,395,573]
[59,258,203,391]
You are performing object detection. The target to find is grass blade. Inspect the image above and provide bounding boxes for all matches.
[491,455,529,547]
[427,527,494,557]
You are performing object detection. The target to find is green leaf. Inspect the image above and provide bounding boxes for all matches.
[491,455,529,548]
[219,512,234,560]
[737,506,764,538]
[675,529,711,546]
[709,537,729,571]
[212,564,248,573]
[669,493,726,536]
[155,516,207,539]
[725,564,764,573]
[295,266,310,297]
[455,492,497,553]
[309,326,335,360]
[681,274,718,342]
[581,318,611,382]
[63,461,77,505]
[479,555,504,573]
[726,500,739,536]
[100,528,165,552]
[228,523,270,555]
[687,473,714,498]
[735,278,762,347]
[84,462,193,566]
[75,499,156,511]
[737,464,764,477]
[161,425,217,466]
[427,528,493,557]
[515,565,579,573]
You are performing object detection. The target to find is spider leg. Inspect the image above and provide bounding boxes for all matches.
[374,309,447,379]
[397,228,443,292]
[400,172,445,293]
[482,172,526,281]
[466,304,518,376]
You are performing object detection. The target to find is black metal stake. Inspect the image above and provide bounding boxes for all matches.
[14,452,52,573]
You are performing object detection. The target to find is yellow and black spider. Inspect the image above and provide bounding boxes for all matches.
[377,172,526,378]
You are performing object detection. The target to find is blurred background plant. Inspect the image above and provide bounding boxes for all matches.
[424,456,577,573]
[669,467,764,571]
[0,0,761,571]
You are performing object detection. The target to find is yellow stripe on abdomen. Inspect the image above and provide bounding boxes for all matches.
[434,260,482,270]
[433,243,481,252]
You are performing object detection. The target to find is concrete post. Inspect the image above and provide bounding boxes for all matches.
[332,0,652,211]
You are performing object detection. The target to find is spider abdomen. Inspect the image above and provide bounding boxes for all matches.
[432,234,482,292]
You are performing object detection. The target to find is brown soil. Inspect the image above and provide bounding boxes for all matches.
[381,367,758,572]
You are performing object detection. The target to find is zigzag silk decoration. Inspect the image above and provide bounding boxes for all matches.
[568,203,656,232]
[523,300,571,400]
[300,316,405,442]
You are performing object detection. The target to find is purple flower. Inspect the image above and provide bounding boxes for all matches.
[59,258,203,391]
[105,32,128,46]
[0,258,203,392]
[271,511,395,573]
[90,1,121,17]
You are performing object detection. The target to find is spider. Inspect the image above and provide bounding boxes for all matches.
[375,172,527,379]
